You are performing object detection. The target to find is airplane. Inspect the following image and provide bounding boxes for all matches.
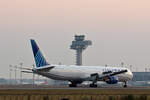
[23,39,133,87]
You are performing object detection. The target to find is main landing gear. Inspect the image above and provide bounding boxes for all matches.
[89,83,97,87]
[69,84,77,87]
[69,81,82,87]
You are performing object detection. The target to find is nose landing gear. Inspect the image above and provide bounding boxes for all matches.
[123,81,127,88]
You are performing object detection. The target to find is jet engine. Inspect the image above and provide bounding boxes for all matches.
[105,76,118,84]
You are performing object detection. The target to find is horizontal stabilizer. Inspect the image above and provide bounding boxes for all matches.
[35,66,55,72]
[21,71,33,73]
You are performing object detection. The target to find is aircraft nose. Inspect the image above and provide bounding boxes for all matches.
[129,70,133,79]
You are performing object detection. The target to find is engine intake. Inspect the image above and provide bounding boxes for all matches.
[105,76,118,84]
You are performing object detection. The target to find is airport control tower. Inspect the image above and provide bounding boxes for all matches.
[70,35,92,66]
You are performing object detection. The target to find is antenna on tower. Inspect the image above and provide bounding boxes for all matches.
[70,35,92,66]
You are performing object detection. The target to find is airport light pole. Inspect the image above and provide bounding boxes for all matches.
[37,74,39,84]
[145,68,147,72]
[20,63,23,85]
[121,62,124,67]
[14,65,17,85]
[9,65,12,85]
[130,65,132,71]
[136,67,138,72]
[32,64,35,87]
[59,62,62,65]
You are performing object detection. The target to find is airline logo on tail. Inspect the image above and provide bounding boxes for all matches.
[30,39,49,67]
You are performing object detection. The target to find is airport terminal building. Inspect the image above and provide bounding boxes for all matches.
[132,72,150,81]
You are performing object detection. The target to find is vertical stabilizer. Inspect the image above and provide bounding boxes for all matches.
[30,39,49,67]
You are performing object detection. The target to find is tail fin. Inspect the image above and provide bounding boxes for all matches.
[30,39,49,67]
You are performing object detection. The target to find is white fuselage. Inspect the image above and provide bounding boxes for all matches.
[35,65,133,83]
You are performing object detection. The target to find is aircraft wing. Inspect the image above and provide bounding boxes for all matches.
[99,69,128,80]
[89,70,128,82]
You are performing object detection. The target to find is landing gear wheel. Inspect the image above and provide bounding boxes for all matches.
[90,84,97,88]
[69,84,77,87]
[124,84,127,88]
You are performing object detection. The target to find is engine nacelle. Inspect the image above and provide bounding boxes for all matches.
[105,76,118,84]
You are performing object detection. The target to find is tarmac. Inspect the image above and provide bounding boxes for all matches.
[0,85,150,100]
[0,84,150,89]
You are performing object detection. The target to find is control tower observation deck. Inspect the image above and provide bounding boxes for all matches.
[70,35,92,66]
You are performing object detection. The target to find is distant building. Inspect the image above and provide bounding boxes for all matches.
[132,72,150,81]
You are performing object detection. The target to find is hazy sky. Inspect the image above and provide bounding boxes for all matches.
[0,0,150,78]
